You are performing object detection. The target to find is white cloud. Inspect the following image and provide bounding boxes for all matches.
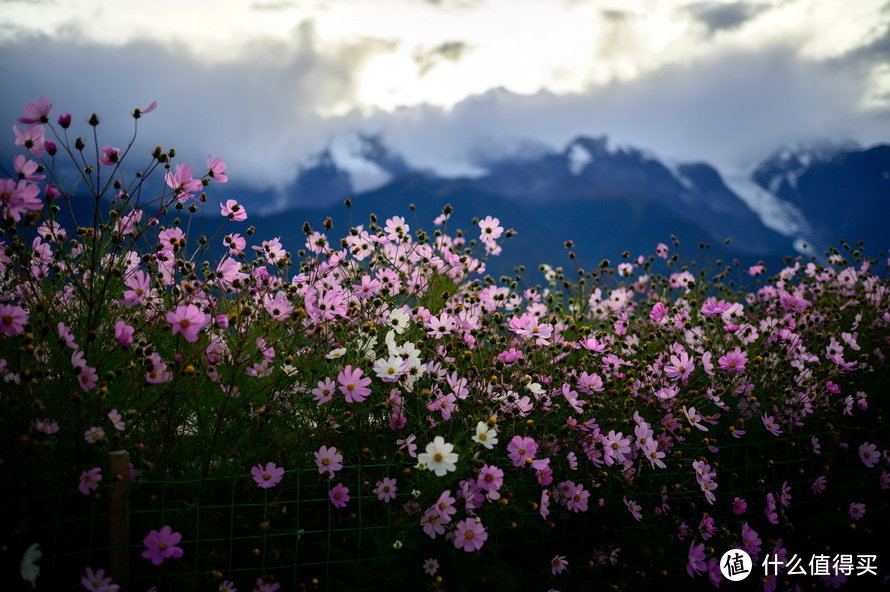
[0,0,886,210]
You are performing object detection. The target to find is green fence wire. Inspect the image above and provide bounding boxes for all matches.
[5,424,887,591]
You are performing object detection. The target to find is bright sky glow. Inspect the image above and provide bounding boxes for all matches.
[2,0,887,112]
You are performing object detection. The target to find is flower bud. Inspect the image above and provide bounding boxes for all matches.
[44,140,57,156]
[57,112,72,128]
[88,113,100,126]
[74,137,86,151]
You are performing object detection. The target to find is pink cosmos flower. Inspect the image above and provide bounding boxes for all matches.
[337,365,372,403]
[165,164,203,201]
[0,179,42,222]
[687,541,707,576]
[0,303,28,336]
[664,351,694,381]
[220,199,247,221]
[13,124,46,156]
[18,97,52,125]
[478,215,503,242]
[551,555,568,575]
[740,522,762,559]
[252,578,281,592]
[507,435,538,467]
[374,477,398,502]
[141,526,184,565]
[849,502,866,520]
[718,348,747,372]
[423,558,439,576]
[650,301,668,323]
[329,483,350,508]
[13,155,44,182]
[779,291,810,313]
[432,490,457,522]
[701,297,733,317]
[165,304,210,343]
[453,517,488,552]
[80,567,119,592]
[811,475,827,495]
[79,467,102,495]
[477,464,504,495]
[99,145,121,166]
[731,497,747,515]
[762,414,783,437]
[859,442,879,468]
[120,270,150,306]
[314,446,343,478]
[312,378,336,405]
[114,320,134,347]
[251,462,284,489]
[207,155,228,183]
[566,482,590,512]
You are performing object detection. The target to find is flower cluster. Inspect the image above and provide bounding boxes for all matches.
[2,99,888,591]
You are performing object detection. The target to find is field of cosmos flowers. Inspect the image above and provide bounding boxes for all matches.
[2,99,889,592]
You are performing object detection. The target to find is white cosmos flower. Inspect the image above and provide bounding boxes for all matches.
[388,309,411,334]
[417,436,458,477]
[326,347,346,359]
[472,421,499,450]
[20,542,41,589]
[526,382,545,395]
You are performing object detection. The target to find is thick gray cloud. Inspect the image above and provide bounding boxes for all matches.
[414,41,469,75]
[0,25,886,211]
[368,42,885,175]
[686,2,772,34]
[0,22,392,207]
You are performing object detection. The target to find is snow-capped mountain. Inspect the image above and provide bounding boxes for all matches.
[268,133,888,273]
[294,132,412,206]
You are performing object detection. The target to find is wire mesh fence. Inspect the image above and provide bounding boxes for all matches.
[4,424,886,591]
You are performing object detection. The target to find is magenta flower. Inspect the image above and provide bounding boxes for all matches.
[811,475,827,494]
[664,351,694,380]
[207,155,229,183]
[731,497,747,515]
[476,464,504,495]
[114,320,134,347]
[374,477,398,502]
[99,145,121,166]
[165,163,203,201]
[251,462,284,489]
[453,517,488,552]
[13,124,46,157]
[566,482,590,512]
[337,365,372,403]
[329,483,350,508]
[687,541,707,577]
[0,303,28,336]
[717,348,747,372]
[859,442,879,468]
[252,578,280,592]
[740,522,762,559]
[507,435,538,467]
[314,445,343,478]
[0,179,42,222]
[849,502,866,520]
[550,554,568,575]
[18,97,52,125]
[78,467,102,495]
[80,567,119,592]
[165,304,210,343]
[762,414,783,437]
[220,199,247,221]
[779,291,810,313]
[141,525,184,565]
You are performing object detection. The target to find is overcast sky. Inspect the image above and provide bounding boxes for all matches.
[1,0,888,205]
